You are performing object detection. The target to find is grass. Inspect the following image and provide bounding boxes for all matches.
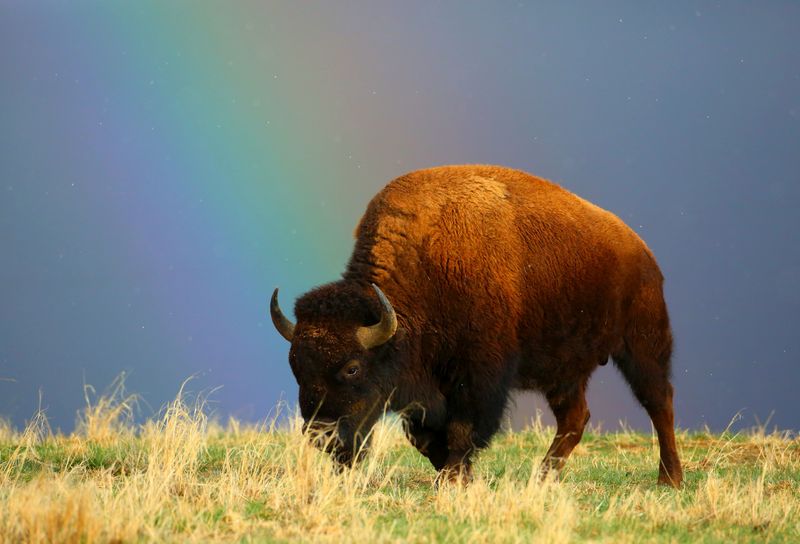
[0,381,798,543]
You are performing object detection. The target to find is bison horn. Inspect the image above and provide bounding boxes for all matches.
[270,288,295,342]
[356,284,398,350]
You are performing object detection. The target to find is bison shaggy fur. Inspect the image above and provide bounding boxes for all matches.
[270,164,683,487]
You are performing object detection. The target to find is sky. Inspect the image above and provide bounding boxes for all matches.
[1,2,798,433]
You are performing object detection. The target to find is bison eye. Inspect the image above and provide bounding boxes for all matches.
[342,361,361,379]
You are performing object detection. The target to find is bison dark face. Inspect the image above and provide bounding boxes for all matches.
[270,284,398,465]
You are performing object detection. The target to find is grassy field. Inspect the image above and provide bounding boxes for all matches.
[0,383,798,543]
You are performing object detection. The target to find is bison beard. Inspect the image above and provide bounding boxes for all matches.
[270,165,684,487]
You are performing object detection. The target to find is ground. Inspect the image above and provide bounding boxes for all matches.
[0,385,798,543]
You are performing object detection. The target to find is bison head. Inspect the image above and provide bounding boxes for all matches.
[270,283,399,465]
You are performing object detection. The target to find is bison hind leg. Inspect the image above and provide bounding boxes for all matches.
[613,288,683,487]
[540,378,591,480]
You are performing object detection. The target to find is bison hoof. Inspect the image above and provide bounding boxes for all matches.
[434,465,474,488]
[537,467,562,483]
[657,472,683,489]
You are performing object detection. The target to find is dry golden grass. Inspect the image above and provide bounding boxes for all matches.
[0,381,797,543]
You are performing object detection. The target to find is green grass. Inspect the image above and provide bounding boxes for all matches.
[1,412,798,543]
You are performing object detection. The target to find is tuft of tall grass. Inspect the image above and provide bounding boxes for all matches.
[0,380,797,543]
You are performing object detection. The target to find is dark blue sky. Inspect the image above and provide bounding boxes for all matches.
[1,2,798,432]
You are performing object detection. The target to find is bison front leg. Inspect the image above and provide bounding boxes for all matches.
[406,417,477,485]
[437,402,509,485]
[436,419,477,485]
[404,419,449,471]
[436,359,515,485]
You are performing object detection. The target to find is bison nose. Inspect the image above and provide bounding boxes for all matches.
[302,419,334,435]
[302,419,341,453]
[301,420,324,435]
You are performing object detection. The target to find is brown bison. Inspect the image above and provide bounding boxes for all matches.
[270,164,683,487]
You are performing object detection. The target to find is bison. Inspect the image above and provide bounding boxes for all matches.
[270,164,683,487]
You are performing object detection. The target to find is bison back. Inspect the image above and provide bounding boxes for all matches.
[345,165,663,369]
